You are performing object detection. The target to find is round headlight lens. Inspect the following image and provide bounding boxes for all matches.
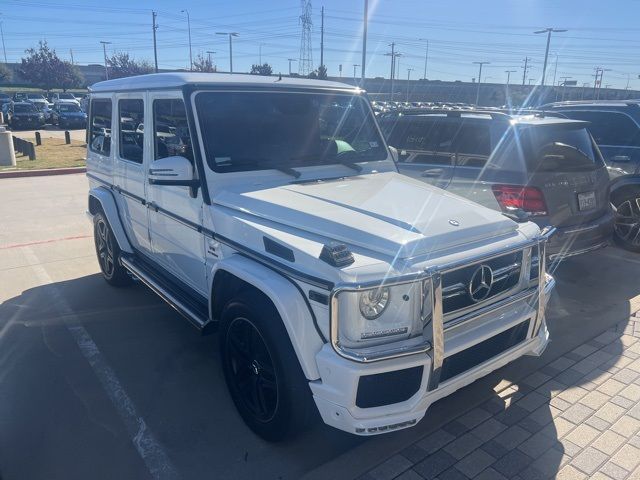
[359,287,390,320]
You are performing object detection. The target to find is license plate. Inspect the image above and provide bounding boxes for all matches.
[578,191,596,211]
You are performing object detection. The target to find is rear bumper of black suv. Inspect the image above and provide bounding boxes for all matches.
[545,209,614,260]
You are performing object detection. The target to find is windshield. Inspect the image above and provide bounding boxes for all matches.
[27,94,45,100]
[14,104,37,113]
[195,91,387,173]
[59,104,81,113]
[59,93,76,100]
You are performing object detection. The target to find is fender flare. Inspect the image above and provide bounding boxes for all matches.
[88,186,134,254]
[210,255,324,380]
[610,174,640,190]
[609,174,640,203]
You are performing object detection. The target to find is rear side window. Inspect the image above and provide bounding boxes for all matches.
[89,99,112,156]
[153,99,194,163]
[560,110,640,146]
[383,117,492,166]
[118,99,144,163]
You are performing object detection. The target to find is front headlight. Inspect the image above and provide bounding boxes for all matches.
[333,279,433,359]
[359,287,390,319]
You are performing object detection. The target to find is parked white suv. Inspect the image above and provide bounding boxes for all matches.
[86,73,555,441]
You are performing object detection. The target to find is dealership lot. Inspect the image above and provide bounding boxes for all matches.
[2,174,640,480]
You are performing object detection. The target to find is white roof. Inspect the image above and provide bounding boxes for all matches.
[89,72,360,93]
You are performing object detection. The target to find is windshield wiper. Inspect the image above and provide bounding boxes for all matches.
[231,157,302,178]
[553,142,592,161]
[272,165,302,178]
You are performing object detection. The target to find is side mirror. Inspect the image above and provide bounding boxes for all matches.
[388,145,399,163]
[148,156,199,190]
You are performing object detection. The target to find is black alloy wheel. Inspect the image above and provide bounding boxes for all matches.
[614,196,640,252]
[225,317,279,423]
[220,292,316,441]
[93,213,133,286]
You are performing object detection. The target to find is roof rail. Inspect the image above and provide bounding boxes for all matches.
[383,108,513,121]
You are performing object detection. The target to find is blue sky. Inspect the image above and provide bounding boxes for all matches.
[2,0,639,89]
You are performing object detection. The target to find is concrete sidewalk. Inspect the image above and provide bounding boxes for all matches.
[350,313,640,480]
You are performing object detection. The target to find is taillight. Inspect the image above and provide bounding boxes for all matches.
[491,185,548,216]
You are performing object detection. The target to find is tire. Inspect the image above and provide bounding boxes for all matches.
[219,291,315,441]
[612,187,640,253]
[93,212,133,287]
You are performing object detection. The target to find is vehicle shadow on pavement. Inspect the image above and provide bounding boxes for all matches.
[357,249,639,480]
[0,273,361,480]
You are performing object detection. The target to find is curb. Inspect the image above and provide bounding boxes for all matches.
[0,167,86,179]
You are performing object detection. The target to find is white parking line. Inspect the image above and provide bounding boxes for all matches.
[22,246,178,480]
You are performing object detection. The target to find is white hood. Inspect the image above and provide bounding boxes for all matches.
[213,172,518,260]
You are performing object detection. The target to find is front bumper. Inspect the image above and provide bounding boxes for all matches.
[309,275,554,435]
[546,209,614,260]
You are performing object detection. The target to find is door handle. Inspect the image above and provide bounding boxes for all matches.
[421,168,444,178]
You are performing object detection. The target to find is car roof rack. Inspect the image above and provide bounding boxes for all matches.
[382,108,513,121]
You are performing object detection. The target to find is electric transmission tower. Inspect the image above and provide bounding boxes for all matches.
[298,0,313,76]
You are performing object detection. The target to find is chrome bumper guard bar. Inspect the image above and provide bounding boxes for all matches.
[329,227,556,383]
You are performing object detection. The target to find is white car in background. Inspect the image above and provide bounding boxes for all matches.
[85,73,555,441]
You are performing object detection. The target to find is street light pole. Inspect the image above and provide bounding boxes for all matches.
[406,68,414,101]
[288,58,297,75]
[361,0,367,83]
[206,50,216,69]
[181,10,193,71]
[0,19,7,64]
[216,32,239,73]
[597,68,611,99]
[533,28,567,86]
[505,70,516,86]
[100,41,111,80]
[419,38,429,79]
[473,61,490,105]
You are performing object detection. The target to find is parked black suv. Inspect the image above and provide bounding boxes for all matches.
[6,101,45,129]
[542,101,640,251]
[380,109,614,260]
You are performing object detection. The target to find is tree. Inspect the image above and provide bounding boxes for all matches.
[316,65,328,80]
[250,63,273,76]
[307,65,328,80]
[18,41,84,91]
[193,53,216,73]
[106,52,153,79]
[0,64,12,83]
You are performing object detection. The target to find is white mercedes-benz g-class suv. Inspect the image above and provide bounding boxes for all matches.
[86,73,555,441]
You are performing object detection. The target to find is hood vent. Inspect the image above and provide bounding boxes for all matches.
[320,242,354,267]
[263,237,295,262]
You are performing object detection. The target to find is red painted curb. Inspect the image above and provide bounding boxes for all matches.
[0,167,86,179]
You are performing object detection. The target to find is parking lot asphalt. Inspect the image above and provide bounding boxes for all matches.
[2,174,640,480]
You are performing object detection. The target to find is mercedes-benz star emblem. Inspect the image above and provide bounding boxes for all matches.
[469,265,494,303]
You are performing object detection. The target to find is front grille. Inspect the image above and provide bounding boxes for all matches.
[442,251,523,315]
[439,320,530,383]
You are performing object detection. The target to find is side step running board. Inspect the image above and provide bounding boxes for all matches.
[120,255,211,332]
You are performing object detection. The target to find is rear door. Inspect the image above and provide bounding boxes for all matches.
[554,109,640,174]
[381,116,456,189]
[519,124,610,228]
